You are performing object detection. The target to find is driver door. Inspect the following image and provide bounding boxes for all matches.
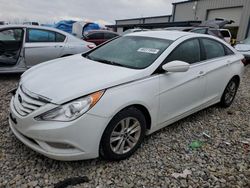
[0,28,24,66]
[158,38,206,125]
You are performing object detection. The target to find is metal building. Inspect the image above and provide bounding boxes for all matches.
[112,15,172,34]
[172,0,250,41]
[108,15,201,34]
[110,0,250,41]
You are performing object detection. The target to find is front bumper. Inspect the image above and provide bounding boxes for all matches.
[9,97,110,161]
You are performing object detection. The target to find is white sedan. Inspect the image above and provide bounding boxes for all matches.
[0,25,95,73]
[235,37,250,62]
[9,31,245,161]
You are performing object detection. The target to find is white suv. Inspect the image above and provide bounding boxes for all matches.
[220,29,232,44]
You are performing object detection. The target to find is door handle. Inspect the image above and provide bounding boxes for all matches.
[198,71,206,78]
[227,60,231,64]
[55,45,63,48]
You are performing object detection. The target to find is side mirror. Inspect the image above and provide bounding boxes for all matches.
[162,60,190,73]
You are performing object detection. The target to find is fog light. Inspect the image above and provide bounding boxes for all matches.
[47,142,74,149]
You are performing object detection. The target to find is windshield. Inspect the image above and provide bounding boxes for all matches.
[85,36,172,69]
[243,37,250,44]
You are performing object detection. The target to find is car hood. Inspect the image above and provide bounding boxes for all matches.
[235,44,250,52]
[21,54,146,104]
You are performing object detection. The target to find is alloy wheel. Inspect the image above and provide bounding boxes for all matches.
[110,117,141,154]
[224,81,237,104]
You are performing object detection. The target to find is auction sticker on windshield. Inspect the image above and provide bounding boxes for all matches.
[137,48,160,54]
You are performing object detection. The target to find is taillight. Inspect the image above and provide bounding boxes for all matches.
[241,58,248,66]
[87,44,96,49]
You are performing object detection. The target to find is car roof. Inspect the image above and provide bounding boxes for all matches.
[165,26,209,31]
[127,28,149,31]
[126,30,195,41]
[164,27,195,31]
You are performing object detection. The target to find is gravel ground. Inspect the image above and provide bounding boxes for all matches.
[0,66,249,188]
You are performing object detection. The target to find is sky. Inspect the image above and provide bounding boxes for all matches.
[0,0,186,25]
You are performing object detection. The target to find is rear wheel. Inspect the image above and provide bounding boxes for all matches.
[220,78,239,107]
[100,107,146,161]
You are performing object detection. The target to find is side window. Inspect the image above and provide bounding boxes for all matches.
[202,38,225,60]
[55,33,66,42]
[27,29,56,42]
[0,29,24,41]
[104,33,118,39]
[224,45,234,55]
[166,39,200,64]
[87,33,104,40]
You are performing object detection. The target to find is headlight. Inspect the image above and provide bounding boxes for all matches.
[35,90,104,121]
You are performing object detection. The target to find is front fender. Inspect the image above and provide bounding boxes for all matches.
[87,75,160,130]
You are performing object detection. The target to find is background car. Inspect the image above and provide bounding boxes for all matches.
[235,37,250,63]
[82,30,119,46]
[122,28,150,35]
[164,27,225,40]
[219,29,232,44]
[23,21,39,26]
[0,25,95,73]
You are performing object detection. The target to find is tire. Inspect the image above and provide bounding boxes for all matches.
[100,107,146,161]
[220,78,239,108]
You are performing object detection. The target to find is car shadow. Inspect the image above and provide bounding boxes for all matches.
[0,73,22,82]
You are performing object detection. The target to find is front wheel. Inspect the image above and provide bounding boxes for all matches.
[220,78,239,108]
[100,107,146,161]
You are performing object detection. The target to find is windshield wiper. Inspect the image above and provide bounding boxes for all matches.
[99,59,133,68]
[86,56,131,68]
[85,54,136,69]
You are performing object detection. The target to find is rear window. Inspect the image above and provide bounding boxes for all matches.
[220,30,230,38]
[104,33,118,39]
[87,33,104,39]
[56,33,66,42]
[191,29,207,34]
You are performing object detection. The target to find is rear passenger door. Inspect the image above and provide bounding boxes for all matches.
[0,28,24,66]
[24,29,66,67]
[158,39,206,125]
[200,38,234,104]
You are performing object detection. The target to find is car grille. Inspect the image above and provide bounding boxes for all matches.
[13,86,48,116]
